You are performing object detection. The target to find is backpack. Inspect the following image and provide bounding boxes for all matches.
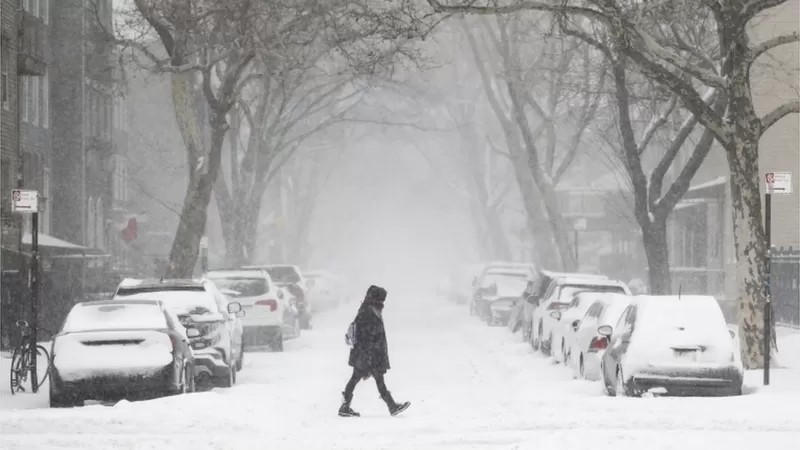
[345,320,357,347]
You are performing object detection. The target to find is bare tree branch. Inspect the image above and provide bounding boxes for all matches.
[760,100,800,132]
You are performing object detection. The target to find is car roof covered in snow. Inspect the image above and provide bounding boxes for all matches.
[77,299,163,307]
[540,270,607,280]
[206,269,272,279]
[630,295,724,318]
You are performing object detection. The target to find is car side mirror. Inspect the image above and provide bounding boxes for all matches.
[186,328,200,338]
[550,310,562,321]
[571,319,580,330]
[227,302,242,314]
[597,325,612,337]
[728,329,736,339]
[236,310,246,318]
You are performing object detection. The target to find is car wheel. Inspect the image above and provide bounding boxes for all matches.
[235,345,244,372]
[615,367,628,397]
[218,365,235,388]
[272,331,285,352]
[542,333,552,356]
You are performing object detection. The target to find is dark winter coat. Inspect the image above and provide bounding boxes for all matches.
[348,286,390,375]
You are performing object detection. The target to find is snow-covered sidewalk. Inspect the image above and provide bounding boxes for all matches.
[1,293,798,449]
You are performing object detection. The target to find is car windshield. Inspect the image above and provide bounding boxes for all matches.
[116,287,218,316]
[598,301,632,327]
[267,267,300,284]
[481,274,528,295]
[62,303,167,333]
[208,277,269,297]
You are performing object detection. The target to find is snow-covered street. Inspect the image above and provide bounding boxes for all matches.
[2,294,800,450]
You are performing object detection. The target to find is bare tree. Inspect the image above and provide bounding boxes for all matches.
[463,15,606,270]
[429,0,800,368]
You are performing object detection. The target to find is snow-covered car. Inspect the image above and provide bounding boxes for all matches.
[600,295,743,397]
[244,264,312,329]
[473,269,531,324]
[49,299,197,407]
[206,269,300,351]
[113,279,244,388]
[304,270,346,312]
[549,291,620,364]
[471,262,535,315]
[519,271,609,343]
[566,293,632,380]
[531,277,630,355]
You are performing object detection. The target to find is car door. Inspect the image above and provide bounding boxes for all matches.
[211,288,240,362]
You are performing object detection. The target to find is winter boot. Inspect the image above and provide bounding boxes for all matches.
[338,392,360,417]
[381,391,410,417]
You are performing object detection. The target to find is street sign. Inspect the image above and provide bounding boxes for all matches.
[765,172,792,194]
[573,217,587,231]
[11,189,38,213]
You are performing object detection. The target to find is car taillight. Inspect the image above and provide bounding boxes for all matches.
[588,336,608,352]
[255,299,278,311]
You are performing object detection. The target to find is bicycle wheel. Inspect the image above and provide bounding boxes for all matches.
[23,345,50,391]
[10,349,25,395]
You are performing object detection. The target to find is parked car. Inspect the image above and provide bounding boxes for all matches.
[549,291,618,364]
[304,270,346,312]
[49,299,197,407]
[531,277,630,355]
[507,279,536,333]
[470,262,536,315]
[113,278,244,388]
[600,295,743,397]
[243,264,312,329]
[566,293,632,380]
[473,269,531,323]
[206,269,299,351]
[519,271,609,343]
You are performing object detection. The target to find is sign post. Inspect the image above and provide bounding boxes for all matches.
[12,189,40,392]
[763,172,792,386]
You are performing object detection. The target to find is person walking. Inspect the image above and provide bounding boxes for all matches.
[339,285,410,417]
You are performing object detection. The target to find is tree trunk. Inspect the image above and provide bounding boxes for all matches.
[165,73,226,278]
[641,220,671,295]
[727,129,768,369]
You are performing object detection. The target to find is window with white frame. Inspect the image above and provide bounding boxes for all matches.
[42,168,50,234]
[32,76,39,126]
[1,40,8,110]
[41,70,49,128]
[96,198,105,250]
[21,77,29,122]
[87,197,95,247]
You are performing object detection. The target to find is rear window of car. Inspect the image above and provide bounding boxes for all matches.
[209,277,269,297]
[115,287,219,315]
[63,303,167,333]
[267,267,301,284]
[558,284,625,300]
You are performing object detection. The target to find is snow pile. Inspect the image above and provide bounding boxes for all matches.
[121,291,219,316]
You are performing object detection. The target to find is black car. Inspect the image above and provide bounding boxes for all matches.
[49,300,197,407]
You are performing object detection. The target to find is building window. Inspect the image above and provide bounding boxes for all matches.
[96,198,105,250]
[21,77,29,123]
[87,197,96,247]
[41,70,49,128]
[32,76,39,126]
[42,168,50,234]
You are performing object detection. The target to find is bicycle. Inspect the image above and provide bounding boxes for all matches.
[9,320,50,395]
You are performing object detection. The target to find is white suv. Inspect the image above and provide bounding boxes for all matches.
[243,264,312,329]
[206,269,299,351]
[113,279,244,388]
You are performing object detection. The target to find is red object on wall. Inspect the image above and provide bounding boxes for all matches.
[122,218,137,243]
